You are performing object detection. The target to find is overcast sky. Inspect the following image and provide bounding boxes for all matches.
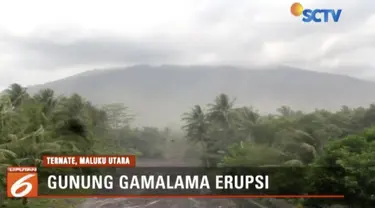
[0,0,374,89]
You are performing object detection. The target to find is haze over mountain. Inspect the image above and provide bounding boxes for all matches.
[29,65,375,127]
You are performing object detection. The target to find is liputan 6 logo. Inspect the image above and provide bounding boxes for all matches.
[6,167,38,198]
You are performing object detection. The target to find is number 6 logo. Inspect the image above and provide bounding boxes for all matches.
[7,167,38,198]
[11,174,36,197]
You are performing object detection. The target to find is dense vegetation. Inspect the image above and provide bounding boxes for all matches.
[0,83,167,207]
[1,83,375,207]
[182,93,375,207]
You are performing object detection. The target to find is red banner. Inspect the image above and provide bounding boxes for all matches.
[42,155,136,167]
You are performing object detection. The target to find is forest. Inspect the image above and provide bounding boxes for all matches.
[1,83,375,207]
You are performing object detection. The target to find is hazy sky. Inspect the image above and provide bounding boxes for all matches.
[0,0,374,89]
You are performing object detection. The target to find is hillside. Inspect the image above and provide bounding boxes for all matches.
[28,65,375,127]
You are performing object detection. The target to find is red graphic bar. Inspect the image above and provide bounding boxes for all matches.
[36,195,345,199]
[42,155,136,167]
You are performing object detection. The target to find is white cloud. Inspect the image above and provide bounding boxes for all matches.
[0,0,374,88]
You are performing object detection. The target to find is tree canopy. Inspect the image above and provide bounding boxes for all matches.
[182,93,375,207]
[0,84,168,207]
[1,84,374,207]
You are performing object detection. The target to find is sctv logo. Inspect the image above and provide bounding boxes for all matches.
[291,2,342,23]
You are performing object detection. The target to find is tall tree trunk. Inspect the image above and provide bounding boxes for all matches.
[22,197,28,206]
[0,191,4,207]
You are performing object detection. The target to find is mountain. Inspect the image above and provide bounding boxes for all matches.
[28,65,375,127]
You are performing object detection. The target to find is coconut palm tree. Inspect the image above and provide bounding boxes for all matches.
[182,105,208,143]
[4,83,28,108]
[233,106,260,141]
[33,88,58,117]
[207,93,236,129]
[182,105,211,166]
